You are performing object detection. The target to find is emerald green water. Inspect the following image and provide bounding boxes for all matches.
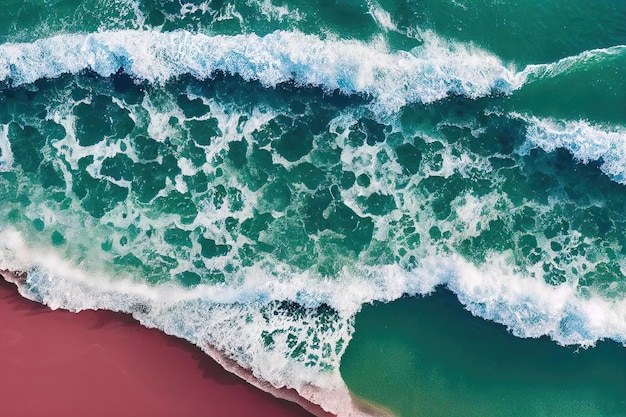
[342,291,626,417]
[0,1,625,416]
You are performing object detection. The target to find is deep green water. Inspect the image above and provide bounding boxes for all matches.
[0,1,625,416]
[342,290,626,417]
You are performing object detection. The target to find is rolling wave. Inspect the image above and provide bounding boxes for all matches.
[0,29,518,112]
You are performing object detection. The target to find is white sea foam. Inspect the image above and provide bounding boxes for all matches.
[367,1,398,32]
[254,0,303,22]
[442,255,626,345]
[0,29,520,113]
[515,114,626,183]
[0,125,14,172]
[0,31,622,117]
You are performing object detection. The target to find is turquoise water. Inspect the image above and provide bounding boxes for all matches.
[0,1,625,415]
[342,291,626,417]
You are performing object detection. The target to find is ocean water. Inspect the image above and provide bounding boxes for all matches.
[0,1,625,415]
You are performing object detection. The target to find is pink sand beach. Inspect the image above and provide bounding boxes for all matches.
[0,278,320,417]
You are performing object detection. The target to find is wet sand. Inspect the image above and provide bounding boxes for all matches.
[0,278,316,417]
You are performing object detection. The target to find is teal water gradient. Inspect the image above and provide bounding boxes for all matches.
[342,290,626,417]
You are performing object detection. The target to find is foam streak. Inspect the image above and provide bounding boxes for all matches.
[0,126,13,172]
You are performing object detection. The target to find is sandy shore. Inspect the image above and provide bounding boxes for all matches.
[0,277,318,417]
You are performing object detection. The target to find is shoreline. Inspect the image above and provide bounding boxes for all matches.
[197,342,395,417]
[0,272,316,417]
[1,270,393,417]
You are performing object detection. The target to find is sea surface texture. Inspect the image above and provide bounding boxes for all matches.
[0,1,625,416]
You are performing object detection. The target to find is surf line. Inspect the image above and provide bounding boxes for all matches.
[0,270,392,417]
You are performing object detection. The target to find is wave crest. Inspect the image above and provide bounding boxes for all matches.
[516,114,626,183]
[0,29,519,112]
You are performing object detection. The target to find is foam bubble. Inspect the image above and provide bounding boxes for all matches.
[515,114,626,183]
